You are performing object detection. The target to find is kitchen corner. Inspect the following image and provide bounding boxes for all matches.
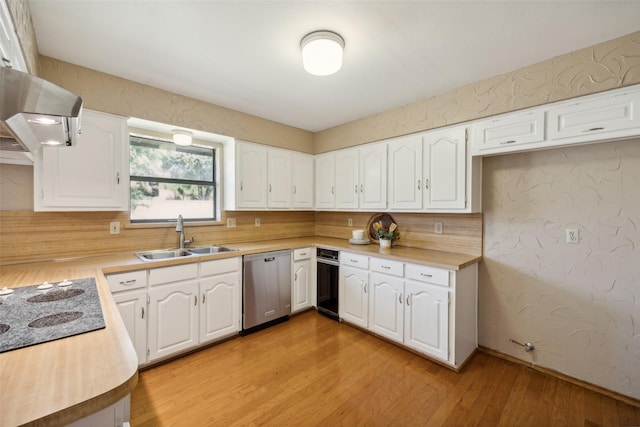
[0,265,138,427]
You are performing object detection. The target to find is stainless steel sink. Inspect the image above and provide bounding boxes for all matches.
[135,249,195,261]
[187,245,239,255]
[135,246,238,261]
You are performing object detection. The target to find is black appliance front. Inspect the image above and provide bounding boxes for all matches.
[316,248,339,321]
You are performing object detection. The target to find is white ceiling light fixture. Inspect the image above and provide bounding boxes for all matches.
[172,129,192,146]
[301,30,345,76]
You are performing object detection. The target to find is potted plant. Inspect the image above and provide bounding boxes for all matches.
[372,221,400,248]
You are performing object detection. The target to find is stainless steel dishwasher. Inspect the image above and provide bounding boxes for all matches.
[242,250,291,334]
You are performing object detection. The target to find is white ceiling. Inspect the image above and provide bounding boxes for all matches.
[28,1,640,133]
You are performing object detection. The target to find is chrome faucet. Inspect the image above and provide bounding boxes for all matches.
[176,214,194,249]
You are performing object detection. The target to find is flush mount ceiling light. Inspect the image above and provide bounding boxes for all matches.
[301,30,345,76]
[172,129,192,146]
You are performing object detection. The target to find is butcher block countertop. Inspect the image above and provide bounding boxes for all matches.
[0,237,480,426]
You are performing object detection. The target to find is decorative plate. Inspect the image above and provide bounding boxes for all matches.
[366,213,397,243]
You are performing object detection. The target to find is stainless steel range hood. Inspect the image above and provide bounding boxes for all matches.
[0,67,83,153]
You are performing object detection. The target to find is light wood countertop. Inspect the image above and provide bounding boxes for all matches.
[0,267,138,427]
[0,237,480,426]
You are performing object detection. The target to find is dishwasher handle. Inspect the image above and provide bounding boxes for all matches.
[264,257,275,262]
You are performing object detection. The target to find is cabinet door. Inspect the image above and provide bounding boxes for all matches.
[471,110,545,154]
[237,142,267,208]
[35,109,128,211]
[291,259,312,313]
[292,152,314,209]
[423,127,466,210]
[267,148,292,209]
[388,135,423,210]
[334,148,359,209]
[148,281,199,361]
[404,280,449,361]
[548,90,640,140]
[315,152,335,209]
[359,143,387,210]
[112,289,147,365]
[368,273,404,343]
[199,272,240,344]
[339,265,369,328]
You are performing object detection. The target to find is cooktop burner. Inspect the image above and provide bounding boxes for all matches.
[0,277,105,353]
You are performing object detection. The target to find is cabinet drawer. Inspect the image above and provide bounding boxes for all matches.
[547,90,640,140]
[370,257,404,277]
[340,252,369,269]
[200,257,240,277]
[293,247,312,261]
[106,270,147,292]
[149,263,198,286]
[472,110,545,154]
[405,263,449,287]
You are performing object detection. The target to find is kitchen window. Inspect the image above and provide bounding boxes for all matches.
[129,135,217,222]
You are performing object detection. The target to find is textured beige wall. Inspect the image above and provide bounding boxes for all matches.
[5,0,38,74]
[480,137,640,400]
[315,31,640,153]
[37,57,315,153]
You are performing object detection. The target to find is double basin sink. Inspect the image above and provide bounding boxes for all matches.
[135,245,238,262]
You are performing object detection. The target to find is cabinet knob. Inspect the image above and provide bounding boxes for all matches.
[499,140,516,145]
[406,295,411,305]
[417,180,421,190]
[425,179,429,190]
[582,127,605,132]
[399,294,402,304]
[141,307,145,319]
[202,294,206,304]
[293,186,297,194]
[354,185,358,194]
[269,184,272,192]
[194,295,198,306]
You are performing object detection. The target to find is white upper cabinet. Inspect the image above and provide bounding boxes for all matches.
[236,142,268,209]
[34,109,129,211]
[470,84,640,157]
[423,127,466,210]
[334,147,359,209]
[0,1,27,71]
[291,152,314,209]
[547,89,640,141]
[388,135,423,210]
[315,152,335,209]
[388,126,471,212]
[471,110,545,155]
[225,141,313,210]
[267,148,291,209]
[359,142,387,210]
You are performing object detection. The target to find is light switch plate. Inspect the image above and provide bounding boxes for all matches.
[566,228,579,244]
[109,222,120,235]
[227,218,236,228]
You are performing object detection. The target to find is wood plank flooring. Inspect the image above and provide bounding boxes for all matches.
[130,310,640,426]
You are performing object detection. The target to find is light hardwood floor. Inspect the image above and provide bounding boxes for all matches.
[131,310,640,426]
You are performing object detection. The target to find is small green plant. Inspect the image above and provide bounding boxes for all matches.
[372,221,400,241]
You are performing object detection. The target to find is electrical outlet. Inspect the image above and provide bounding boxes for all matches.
[255,218,261,227]
[348,218,353,227]
[566,228,579,244]
[109,222,120,235]
[434,222,443,234]
[226,218,236,228]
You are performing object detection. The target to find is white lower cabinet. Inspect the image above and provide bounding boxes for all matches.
[368,272,404,343]
[106,257,242,366]
[339,265,369,329]
[112,289,147,365]
[199,258,241,343]
[106,270,148,366]
[291,248,314,313]
[403,280,449,361]
[148,280,199,362]
[339,251,478,369]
